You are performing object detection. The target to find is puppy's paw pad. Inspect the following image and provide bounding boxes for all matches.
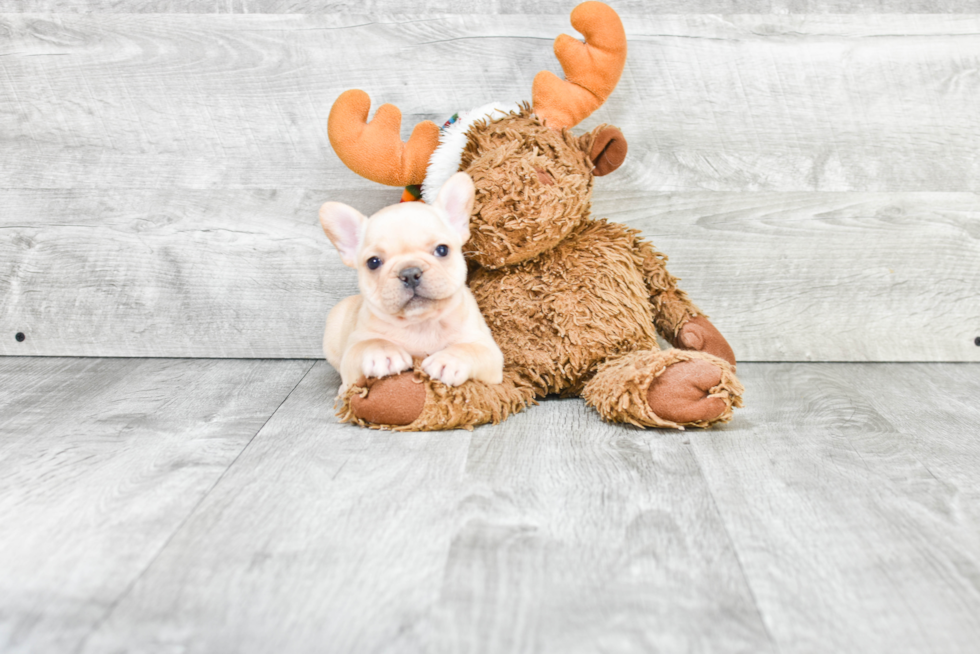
[422,352,472,387]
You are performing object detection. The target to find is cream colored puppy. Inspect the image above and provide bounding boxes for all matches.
[320,172,504,393]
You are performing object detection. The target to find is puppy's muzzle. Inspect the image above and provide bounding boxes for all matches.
[398,266,423,289]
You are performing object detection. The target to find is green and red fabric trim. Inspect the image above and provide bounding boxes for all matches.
[400,112,460,203]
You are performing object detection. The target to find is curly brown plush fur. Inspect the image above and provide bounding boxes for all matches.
[460,107,595,268]
[337,360,535,432]
[336,106,743,431]
[584,349,743,429]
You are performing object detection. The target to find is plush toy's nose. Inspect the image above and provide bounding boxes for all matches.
[398,267,423,289]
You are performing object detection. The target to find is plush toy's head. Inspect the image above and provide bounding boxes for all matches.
[458,107,626,269]
[327,1,628,268]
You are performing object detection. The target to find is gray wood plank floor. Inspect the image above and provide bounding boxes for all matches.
[2,357,978,653]
[0,357,314,654]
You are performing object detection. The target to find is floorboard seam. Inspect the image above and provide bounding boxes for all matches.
[687,437,783,654]
[70,360,317,654]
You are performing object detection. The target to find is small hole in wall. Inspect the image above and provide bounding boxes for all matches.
[975,336,980,347]
[15,332,26,342]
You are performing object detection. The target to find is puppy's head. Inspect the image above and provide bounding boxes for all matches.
[319,172,475,320]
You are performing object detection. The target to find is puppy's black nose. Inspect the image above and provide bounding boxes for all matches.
[398,267,423,289]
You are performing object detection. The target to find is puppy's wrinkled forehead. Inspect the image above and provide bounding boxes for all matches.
[363,204,457,253]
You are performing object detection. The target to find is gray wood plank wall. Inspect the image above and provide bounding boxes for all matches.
[3,1,980,13]
[1,7,978,360]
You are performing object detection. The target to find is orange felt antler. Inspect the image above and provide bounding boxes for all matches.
[532,1,627,130]
[328,89,441,187]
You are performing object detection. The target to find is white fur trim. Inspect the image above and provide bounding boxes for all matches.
[421,102,522,205]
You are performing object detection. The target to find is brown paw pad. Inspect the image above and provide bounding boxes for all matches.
[350,372,426,426]
[646,360,727,425]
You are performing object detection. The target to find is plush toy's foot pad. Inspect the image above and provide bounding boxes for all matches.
[349,372,426,426]
[646,360,727,424]
[338,366,535,431]
[583,348,743,429]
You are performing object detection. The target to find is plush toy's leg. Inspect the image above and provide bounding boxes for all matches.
[336,362,535,431]
[582,349,743,429]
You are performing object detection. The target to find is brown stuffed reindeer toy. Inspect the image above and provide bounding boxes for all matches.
[325,1,743,430]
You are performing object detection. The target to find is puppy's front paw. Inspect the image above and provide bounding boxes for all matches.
[361,343,413,379]
[422,350,473,387]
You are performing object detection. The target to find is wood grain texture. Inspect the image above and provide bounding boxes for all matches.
[79,361,480,654]
[691,362,980,653]
[0,356,312,654]
[2,12,978,360]
[2,189,978,360]
[609,192,980,363]
[79,361,774,654]
[2,1,979,13]
[413,392,772,653]
[4,359,976,652]
[0,14,978,191]
[0,188,336,358]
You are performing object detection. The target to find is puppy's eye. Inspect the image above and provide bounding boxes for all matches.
[434,244,449,257]
[366,256,382,270]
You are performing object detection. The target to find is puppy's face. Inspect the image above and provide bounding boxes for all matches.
[357,204,468,318]
[320,172,475,320]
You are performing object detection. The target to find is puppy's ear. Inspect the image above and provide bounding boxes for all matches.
[319,202,366,267]
[434,172,474,243]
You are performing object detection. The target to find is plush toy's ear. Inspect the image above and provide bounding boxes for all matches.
[434,172,474,243]
[319,202,366,268]
[588,125,627,176]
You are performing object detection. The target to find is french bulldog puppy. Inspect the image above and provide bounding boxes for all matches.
[320,172,504,394]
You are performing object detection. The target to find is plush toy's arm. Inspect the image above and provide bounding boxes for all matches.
[634,237,700,337]
[634,238,736,367]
